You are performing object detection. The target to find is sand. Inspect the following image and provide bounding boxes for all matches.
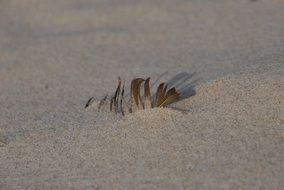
[0,0,284,189]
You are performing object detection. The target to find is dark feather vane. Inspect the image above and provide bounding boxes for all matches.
[85,76,182,115]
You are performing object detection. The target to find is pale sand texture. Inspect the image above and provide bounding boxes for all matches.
[1,71,284,189]
[0,0,284,189]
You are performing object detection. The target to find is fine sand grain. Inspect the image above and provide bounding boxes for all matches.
[1,71,283,190]
[1,0,284,189]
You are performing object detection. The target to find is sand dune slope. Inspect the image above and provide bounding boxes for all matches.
[1,70,283,190]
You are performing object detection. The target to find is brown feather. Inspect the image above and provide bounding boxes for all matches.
[158,87,180,107]
[108,76,183,115]
[120,83,130,115]
[155,83,166,107]
[120,82,125,115]
[85,97,95,108]
[98,95,108,112]
[114,77,121,113]
[144,78,152,109]
[110,98,114,111]
[131,78,144,112]
[121,97,130,115]
[162,84,168,96]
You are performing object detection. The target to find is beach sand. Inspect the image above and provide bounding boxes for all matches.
[0,0,284,189]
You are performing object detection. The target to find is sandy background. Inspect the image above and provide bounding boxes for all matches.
[0,0,284,189]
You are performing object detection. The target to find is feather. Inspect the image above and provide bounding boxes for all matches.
[144,78,152,109]
[120,82,125,115]
[110,97,114,111]
[98,95,108,112]
[121,97,130,115]
[85,97,95,108]
[114,77,121,113]
[155,83,166,107]
[157,87,180,107]
[105,75,184,115]
[120,82,130,115]
[109,77,121,112]
[130,78,144,112]
[162,84,168,96]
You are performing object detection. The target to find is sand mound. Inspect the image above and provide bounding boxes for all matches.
[1,70,283,189]
[1,1,284,189]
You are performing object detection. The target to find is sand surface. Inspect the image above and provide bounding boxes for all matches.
[1,0,284,189]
